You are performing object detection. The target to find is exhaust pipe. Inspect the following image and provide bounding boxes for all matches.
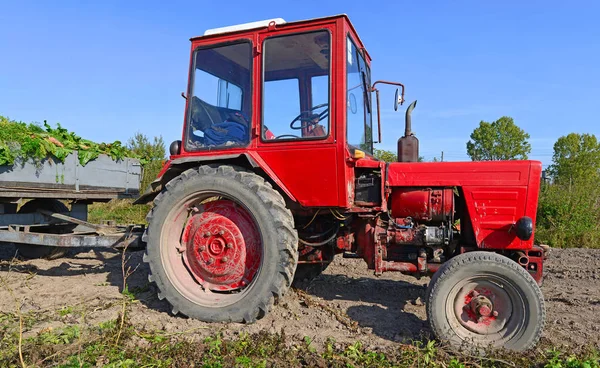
[397,100,419,162]
[516,251,529,266]
[405,100,417,136]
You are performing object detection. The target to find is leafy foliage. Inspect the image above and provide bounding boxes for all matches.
[537,178,600,248]
[537,133,600,248]
[0,116,138,166]
[127,132,166,191]
[373,148,396,162]
[373,148,425,162]
[466,116,531,161]
[547,133,600,183]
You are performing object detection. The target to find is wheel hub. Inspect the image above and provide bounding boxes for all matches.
[454,281,513,335]
[181,200,261,291]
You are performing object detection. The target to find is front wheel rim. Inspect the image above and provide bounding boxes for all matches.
[161,194,262,307]
[446,274,526,346]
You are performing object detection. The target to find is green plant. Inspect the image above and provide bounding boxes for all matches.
[127,132,166,191]
[58,306,74,317]
[0,116,141,166]
[537,177,600,248]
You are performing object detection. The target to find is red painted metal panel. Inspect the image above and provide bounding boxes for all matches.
[388,161,542,250]
[462,186,528,249]
[387,161,531,187]
[257,146,339,207]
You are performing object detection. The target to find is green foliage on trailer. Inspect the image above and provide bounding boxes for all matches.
[0,115,140,166]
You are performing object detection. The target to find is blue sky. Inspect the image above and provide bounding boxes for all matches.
[1,1,599,167]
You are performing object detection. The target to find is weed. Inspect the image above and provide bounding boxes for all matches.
[58,306,73,317]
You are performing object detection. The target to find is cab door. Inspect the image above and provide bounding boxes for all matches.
[254,24,339,207]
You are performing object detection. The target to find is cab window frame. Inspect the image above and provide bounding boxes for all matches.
[184,39,254,152]
[345,34,373,154]
[260,29,332,143]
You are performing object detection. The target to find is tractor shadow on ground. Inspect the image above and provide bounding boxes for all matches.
[296,273,432,343]
[0,244,172,315]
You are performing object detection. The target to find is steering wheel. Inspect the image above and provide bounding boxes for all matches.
[274,134,301,139]
[290,103,329,130]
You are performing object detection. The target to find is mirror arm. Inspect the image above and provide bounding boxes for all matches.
[373,88,382,143]
[371,80,405,106]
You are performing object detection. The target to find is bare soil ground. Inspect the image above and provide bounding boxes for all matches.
[1,245,599,350]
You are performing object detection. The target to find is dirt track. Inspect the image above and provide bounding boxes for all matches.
[1,246,599,350]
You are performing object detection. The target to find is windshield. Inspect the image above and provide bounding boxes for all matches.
[185,41,252,151]
[262,31,330,141]
[346,36,373,154]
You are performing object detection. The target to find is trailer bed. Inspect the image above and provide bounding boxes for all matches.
[0,152,142,200]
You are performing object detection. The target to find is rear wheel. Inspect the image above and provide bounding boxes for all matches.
[426,251,545,352]
[145,165,298,322]
[15,199,69,260]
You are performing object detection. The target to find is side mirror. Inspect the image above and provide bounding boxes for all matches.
[394,88,404,111]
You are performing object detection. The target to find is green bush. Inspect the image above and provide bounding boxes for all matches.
[127,132,166,192]
[536,178,600,248]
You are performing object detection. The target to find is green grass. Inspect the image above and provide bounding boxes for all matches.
[1,310,598,368]
[88,200,150,225]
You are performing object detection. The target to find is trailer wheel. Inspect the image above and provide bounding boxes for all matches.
[15,199,69,260]
[426,251,545,352]
[145,165,298,323]
[292,263,330,286]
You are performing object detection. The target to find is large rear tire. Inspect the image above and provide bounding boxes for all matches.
[426,251,545,352]
[145,165,298,322]
[15,199,69,260]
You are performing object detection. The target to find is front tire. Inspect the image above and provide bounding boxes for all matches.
[145,165,298,323]
[426,251,545,352]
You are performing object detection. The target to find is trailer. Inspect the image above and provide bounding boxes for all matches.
[0,152,144,259]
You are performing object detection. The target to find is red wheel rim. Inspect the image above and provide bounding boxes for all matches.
[445,275,526,346]
[160,193,264,307]
[181,200,261,291]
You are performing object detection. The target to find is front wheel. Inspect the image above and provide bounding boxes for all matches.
[145,165,298,323]
[426,251,545,352]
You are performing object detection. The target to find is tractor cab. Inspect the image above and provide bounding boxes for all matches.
[169,15,402,208]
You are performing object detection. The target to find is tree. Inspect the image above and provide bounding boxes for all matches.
[466,117,531,161]
[373,148,424,162]
[127,132,166,162]
[547,133,600,183]
[127,132,166,191]
[373,148,396,162]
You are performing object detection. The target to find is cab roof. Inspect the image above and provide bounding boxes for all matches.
[191,14,368,60]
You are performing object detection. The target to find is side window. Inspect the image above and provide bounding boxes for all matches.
[311,75,329,128]
[263,79,300,139]
[217,79,242,110]
[186,41,252,150]
[346,36,372,153]
[262,31,330,141]
[195,71,242,110]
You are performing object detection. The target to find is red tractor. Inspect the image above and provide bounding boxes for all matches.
[137,15,545,351]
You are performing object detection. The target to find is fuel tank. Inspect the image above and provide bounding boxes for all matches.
[390,188,454,223]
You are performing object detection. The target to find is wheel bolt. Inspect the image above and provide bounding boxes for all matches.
[222,256,229,263]
[226,243,233,249]
[219,230,225,235]
[199,246,206,252]
[206,257,214,264]
[204,232,211,238]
